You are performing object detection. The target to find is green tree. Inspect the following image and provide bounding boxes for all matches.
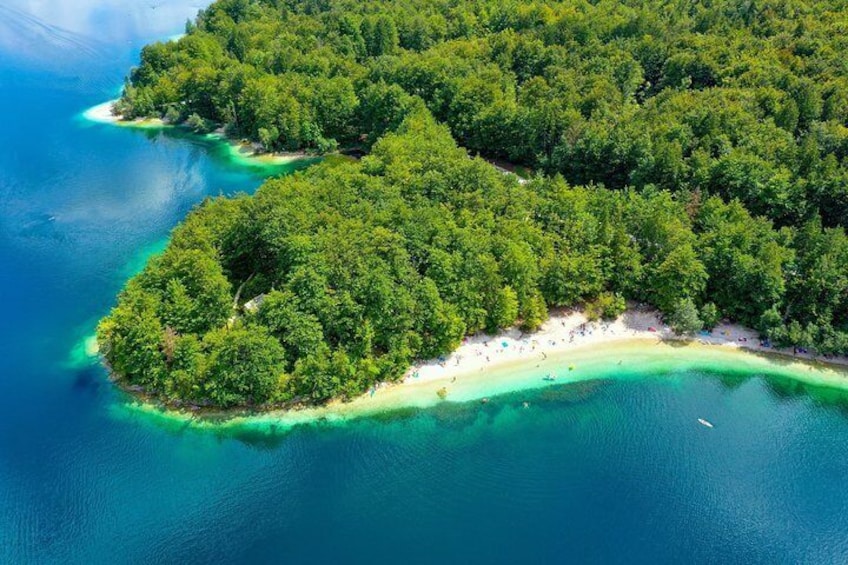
[668,298,703,335]
[585,292,626,321]
[97,282,166,388]
[487,286,519,333]
[257,289,325,363]
[700,302,720,330]
[202,325,286,407]
[650,244,707,313]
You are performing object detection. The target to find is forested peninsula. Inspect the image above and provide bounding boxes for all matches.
[99,0,848,409]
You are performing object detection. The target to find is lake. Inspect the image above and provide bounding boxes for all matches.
[1,1,847,562]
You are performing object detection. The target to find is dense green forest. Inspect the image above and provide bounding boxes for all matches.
[99,0,848,408]
[118,0,848,227]
[99,109,848,408]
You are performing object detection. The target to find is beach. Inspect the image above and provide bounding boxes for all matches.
[81,100,122,124]
[400,307,848,387]
[79,101,848,426]
[81,99,313,166]
[306,307,848,421]
[215,135,312,166]
[82,99,163,128]
[125,307,848,432]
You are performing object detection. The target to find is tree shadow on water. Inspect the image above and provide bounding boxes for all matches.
[71,366,103,396]
[704,364,848,415]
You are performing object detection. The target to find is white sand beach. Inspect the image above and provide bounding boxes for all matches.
[401,307,848,389]
[129,307,848,431]
[214,134,312,166]
[82,99,166,128]
[81,100,121,123]
[81,100,313,165]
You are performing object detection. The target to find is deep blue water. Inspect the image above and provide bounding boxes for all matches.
[1,2,848,563]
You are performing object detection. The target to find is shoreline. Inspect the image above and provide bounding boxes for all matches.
[402,308,848,386]
[111,308,848,431]
[81,99,316,167]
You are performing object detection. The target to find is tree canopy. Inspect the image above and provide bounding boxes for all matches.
[99,0,848,409]
[99,109,848,408]
[118,0,848,228]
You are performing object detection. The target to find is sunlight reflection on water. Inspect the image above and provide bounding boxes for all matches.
[0,0,202,67]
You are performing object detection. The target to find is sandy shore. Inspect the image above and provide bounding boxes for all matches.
[82,99,167,128]
[81,100,313,165]
[291,308,848,427]
[82,100,122,124]
[115,308,848,432]
[401,308,848,387]
[213,134,312,166]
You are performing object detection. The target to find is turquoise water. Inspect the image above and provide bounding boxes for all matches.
[2,2,848,562]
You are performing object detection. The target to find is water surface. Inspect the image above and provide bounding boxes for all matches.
[1,2,847,562]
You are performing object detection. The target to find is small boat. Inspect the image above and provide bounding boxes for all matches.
[543,373,557,382]
[698,418,714,428]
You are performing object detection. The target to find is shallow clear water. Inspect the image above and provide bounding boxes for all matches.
[1,2,848,563]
